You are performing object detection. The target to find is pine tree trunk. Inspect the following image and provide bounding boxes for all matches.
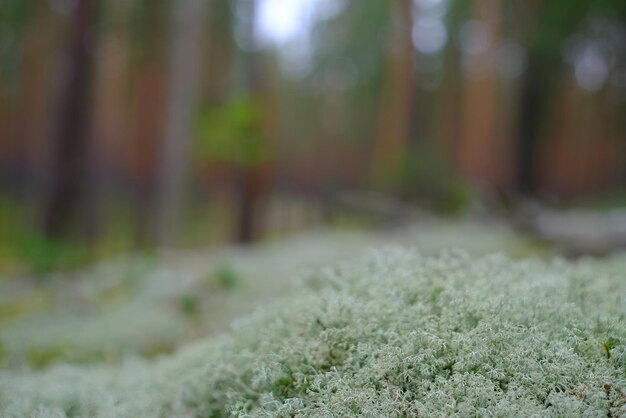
[155,0,203,246]
[127,1,168,248]
[515,58,542,194]
[43,0,98,241]
[235,0,263,244]
[371,0,414,190]
[457,0,502,187]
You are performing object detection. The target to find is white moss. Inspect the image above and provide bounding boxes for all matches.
[2,249,625,416]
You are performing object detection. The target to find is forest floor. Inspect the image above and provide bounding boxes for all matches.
[2,218,626,416]
[0,217,547,370]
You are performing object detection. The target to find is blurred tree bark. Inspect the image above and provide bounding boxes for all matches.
[236,0,264,244]
[128,0,168,248]
[154,0,203,246]
[458,0,503,187]
[515,57,544,194]
[371,0,414,190]
[512,0,619,195]
[437,0,466,163]
[43,0,98,242]
[515,56,562,196]
[514,0,548,195]
[7,4,58,206]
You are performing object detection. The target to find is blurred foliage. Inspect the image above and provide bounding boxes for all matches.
[529,0,626,54]
[210,264,241,290]
[0,197,89,275]
[15,233,89,277]
[178,294,199,317]
[0,197,249,275]
[25,344,72,369]
[379,152,472,214]
[0,0,35,84]
[195,94,268,167]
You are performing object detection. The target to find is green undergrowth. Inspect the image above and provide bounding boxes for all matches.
[1,249,625,417]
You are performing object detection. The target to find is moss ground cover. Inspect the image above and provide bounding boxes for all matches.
[1,245,625,417]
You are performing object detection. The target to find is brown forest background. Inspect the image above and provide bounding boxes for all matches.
[1,0,625,273]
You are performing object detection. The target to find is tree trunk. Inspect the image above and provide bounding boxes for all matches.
[154,0,203,246]
[127,0,168,248]
[371,0,414,190]
[235,0,263,244]
[438,0,466,163]
[236,167,257,243]
[43,0,98,241]
[457,0,503,187]
[515,57,542,194]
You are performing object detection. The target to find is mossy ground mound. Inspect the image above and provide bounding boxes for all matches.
[2,248,625,417]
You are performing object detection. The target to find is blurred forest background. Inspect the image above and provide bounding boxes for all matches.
[1,0,626,274]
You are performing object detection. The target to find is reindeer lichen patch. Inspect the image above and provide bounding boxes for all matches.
[1,250,626,417]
